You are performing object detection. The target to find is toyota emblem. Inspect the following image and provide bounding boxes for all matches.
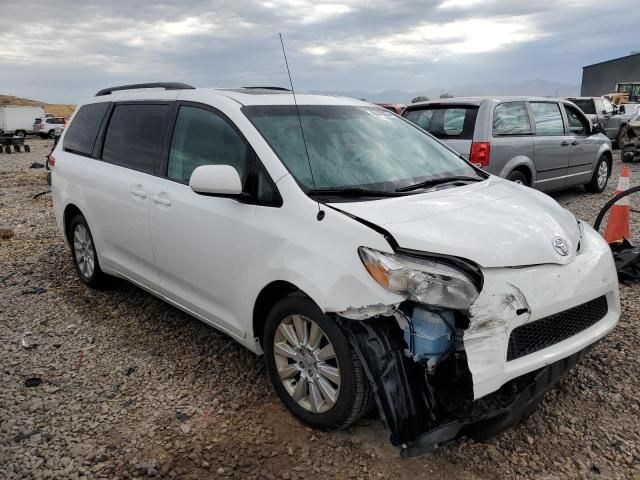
[552,237,569,256]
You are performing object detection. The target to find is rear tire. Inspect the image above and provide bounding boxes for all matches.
[68,214,105,288]
[507,170,528,186]
[586,156,610,193]
[263,295,373,431]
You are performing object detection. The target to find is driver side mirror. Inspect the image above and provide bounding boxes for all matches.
[591,122,604,135]
[619,105,626,114]
[190,165,243,196]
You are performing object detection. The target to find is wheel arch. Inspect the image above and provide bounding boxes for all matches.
[499,156,536,186]
[63,203,84,244]
[252,280,317,349]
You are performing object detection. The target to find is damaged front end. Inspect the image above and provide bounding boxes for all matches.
[334,236,617,457]
[336,305,590,457]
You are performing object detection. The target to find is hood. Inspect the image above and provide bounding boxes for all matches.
[329,177,581,268]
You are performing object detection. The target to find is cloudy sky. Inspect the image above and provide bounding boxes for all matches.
[1,0,638,103]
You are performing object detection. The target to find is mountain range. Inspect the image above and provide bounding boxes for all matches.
[311,79,579,104]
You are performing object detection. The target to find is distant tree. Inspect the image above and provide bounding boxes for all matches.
[411,95,429,103]
[439,93,454,99]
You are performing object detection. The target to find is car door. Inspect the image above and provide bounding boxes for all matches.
[561,102,600,186]
[148,102,278,338]
[528,101,570,191]
[81,102,170,287]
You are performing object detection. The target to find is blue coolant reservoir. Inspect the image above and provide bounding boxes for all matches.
[403,307,455,366]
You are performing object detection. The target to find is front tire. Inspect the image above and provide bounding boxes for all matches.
[47,130,55,139]
[586,156,610,193]
[69,214,105,288]
[263,296,373,430]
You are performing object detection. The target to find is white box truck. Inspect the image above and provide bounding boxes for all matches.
[0,106,45,137]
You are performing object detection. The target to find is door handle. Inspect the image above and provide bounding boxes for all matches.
[131,188,148,199]
[571,141,579,146]
[152,195,172,206]
[561,141,570,146]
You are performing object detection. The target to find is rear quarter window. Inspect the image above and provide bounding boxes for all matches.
[102,104,169,175]
[403,105,478,140]
[63,103,110,156]
[492,102,531,135]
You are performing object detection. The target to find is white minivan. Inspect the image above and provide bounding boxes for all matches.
[51,83,620,456]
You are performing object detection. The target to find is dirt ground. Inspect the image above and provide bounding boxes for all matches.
[1,138,639,480]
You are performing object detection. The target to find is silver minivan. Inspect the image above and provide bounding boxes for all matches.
[403,97,613,193]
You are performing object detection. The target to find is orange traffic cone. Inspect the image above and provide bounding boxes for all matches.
[603,166,631,244]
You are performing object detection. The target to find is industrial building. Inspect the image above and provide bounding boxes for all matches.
[581,52,640,98]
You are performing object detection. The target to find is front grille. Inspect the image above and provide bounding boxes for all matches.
[507,296,608,361]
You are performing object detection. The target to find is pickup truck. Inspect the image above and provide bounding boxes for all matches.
[566,96,631,146]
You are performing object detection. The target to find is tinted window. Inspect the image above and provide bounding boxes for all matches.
[530,102,564,136]
[564,104,590,135]
[403,106,478,139]
[102,104,168,174]
[569,99,595,115]
[168,106,247,183]
[492,102,531,135]
[63,103,109,155]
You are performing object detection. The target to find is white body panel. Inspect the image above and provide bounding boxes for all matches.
[0,106,44,134]
[51,87,620,399]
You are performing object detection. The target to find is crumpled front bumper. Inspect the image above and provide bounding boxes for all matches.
[465,223,620,399]
[401,345,593,457]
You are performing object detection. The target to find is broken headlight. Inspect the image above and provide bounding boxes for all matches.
[358,247,479,310]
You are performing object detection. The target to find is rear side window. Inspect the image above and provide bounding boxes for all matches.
[492,102,531,135]
[403,106,478,139]
[63,103,109,156]
[102,104,169,174]
[529,102,564,136]
[569,99,595,115]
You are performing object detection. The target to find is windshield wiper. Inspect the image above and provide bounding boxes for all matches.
[308,187,403,197]
[395,175,485,193]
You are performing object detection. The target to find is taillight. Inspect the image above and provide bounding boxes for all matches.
[47,155,56,168]
[470,142,490,168]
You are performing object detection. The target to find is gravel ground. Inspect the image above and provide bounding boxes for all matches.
[1,138,639,480]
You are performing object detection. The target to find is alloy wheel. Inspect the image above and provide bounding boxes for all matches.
[273,314,341,413]
[73,224,95,278]
[597,161,608,190]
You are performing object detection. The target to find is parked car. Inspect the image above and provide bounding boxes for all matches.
[565,96,632,146]
[374,103,406,114]
[0,105,45,137]
[50,83,620,455]
[34,116,67,139]
[403,96,612,193]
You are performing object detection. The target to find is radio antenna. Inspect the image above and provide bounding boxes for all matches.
[278,33,324,220]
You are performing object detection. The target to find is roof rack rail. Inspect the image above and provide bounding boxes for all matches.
[95,82,195,97]
[241,86,291,91]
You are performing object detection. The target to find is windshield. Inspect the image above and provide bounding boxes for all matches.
[243,105,478,192]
